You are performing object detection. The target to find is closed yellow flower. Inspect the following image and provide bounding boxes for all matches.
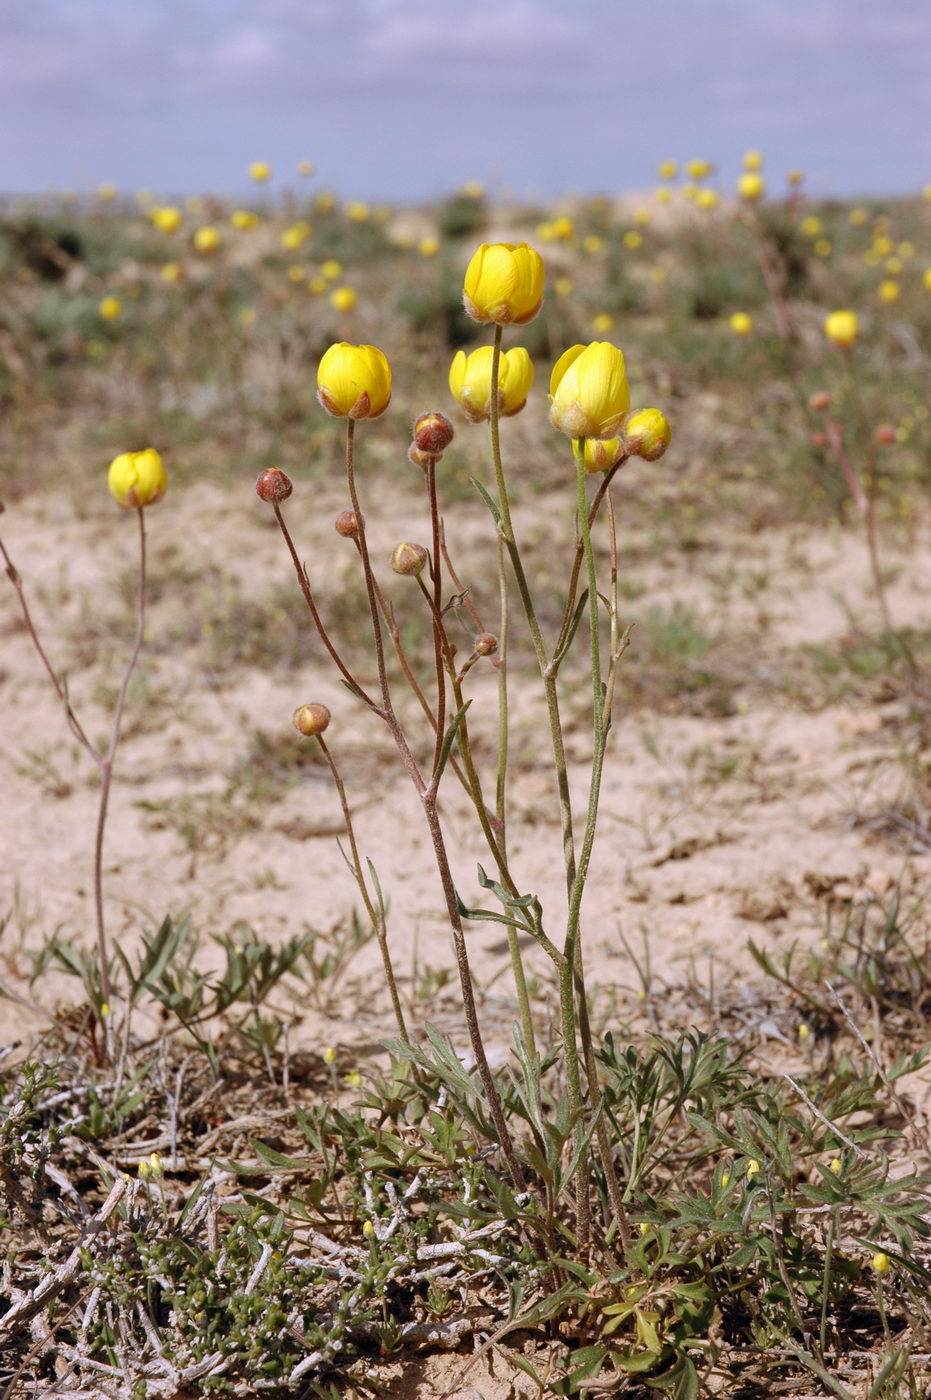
[462,242,544,326]
[448,346,534,422]
[98,296,122,321]
[583,438,626,473]
[317,343,391,419]
[824,310,859,347]
[108,449,167,509]
[729,311,753,335]
[330,286,357,312]
[549,342,630,440]
[249,161,271,183]
[624,408,672,461]
[738,172,765,202]
[193,226,221,254]
[151,205,182,234]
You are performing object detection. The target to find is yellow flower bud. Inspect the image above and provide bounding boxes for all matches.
[849,207,867,226]
[624,408,672,462]
[462,241,544,326]
[824,310,859,347]
[308,276,326,294]
[162,262,182,284]
[583,438,626,473]
[729,311,753,335]
[321,259,343,280]
[721,1171,730,1187]
[294,704,331,737]
[814,239,832,257]
[655,187,672,204]
[623,229,643,248]
[362,1219,375,1238]
[800,215,822,237]
[346,201,370,222]
[549,342,630,440]
[554,277,573,296]
[98,296,122,321]
[287,265,305,283]
[193,226,221,254]
[658,160,678,180]
[419,236,440,257]
[249,161,271,183]
[582,234,604,253]
[323,1044,337,1063]
[151,205,182,234]
[448,346,534,422]
[316,342,392,419]
[634,207,652,226]
[138,1158,150,1180]
[879,279,900,304]
[592,313,614,333]
[282,222,311,250]
[231,209,260,231]
[148,1152,163,1178]
[924,268,931,291]
[871,1252,890,1274]
[829,1157,842,1174]
[787,168,804,185]
[746,1159,761,1177]
[330,286,357,312]
[98,182,117,201]
[108,449,167,509]
[345,1070,362,1088]
[696,189,719,210]
[743,149,763,171]
[738,172,765,202]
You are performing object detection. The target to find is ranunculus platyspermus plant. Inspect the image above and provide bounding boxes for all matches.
[258,243,671,1238]
[0,450,167,1052]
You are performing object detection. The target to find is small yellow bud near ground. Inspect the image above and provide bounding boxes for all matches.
[655,187,672,204]
[138,1158,150,1179]
[729,312,753,335]
[738,172,765,202]
[830,1157,842,1174]
[108,449,167,509]
[98,182,117,201]
[871,1252,890,1274]
[315,189,336,213]
[249,161,271,183]
[294,704,331,737]
[582,234,604,253]
[697,189,719,210]
[308,276,326,294]
[686,158,712,180]
[98,296,122,321]
[798,1022,811,1040]
[193,226,221,254]
[287,264,305,283]
[317,342,392,419]
[721,1171,730,1187]
[849,206,867,225]
[624,408,672,462]
[873,235,893,255]
[787,168,804,185]
[814,239,832,257]
[592,313,614,333]
[824,310,859,348]
[100,1002,111,1019]
[322,1045,337,1063]
[345,1070,362,1088]
[550,342,630,440]
[282,222,311,250]
[449,346,534,422]
[746,1159,761,1177]
[463,242,544,326]
[362,1219,375,1238]
[898,241,916,259]
[148,1152,163,1178]
[649,265,668,283]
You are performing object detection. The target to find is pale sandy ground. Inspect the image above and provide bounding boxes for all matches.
[3,464,930,1067]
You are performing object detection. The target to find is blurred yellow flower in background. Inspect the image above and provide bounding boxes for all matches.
[824,310,859,347]
[193,226,221,253]
[729,312,753,335]
[249,161,271,183]
[330,286,358,312]
[98,296,122,321]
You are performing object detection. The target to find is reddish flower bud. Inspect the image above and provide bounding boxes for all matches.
[293,703,331,737]
[256,468,293,503]
[391,542,429,577]
[408,444,432,470]
[874,424,896,445]
[808,391,832,412]
[474,633,498,656]
[335,509,360,537]
[412,411,454,455]
[811,431,829,448]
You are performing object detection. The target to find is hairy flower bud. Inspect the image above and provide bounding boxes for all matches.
[449,346,534,422]
[391,542,429,577]
[293,703,331,737]
[549,342,630,440]
[255,468,293,504]
[624,409,672,462]
[474,632,498,656]
[335,509,360,537]
[408,444,432,469]
[583,437,627,472]
[412,412,455,455]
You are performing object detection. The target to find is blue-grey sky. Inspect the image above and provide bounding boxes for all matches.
[2,0,929,200]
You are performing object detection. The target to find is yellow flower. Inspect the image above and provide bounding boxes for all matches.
[924,268,931,291]
[800,215,823,237]
[696,189,719,210]
[787,168,804,186]
[249,161,271,183]
[98,296,122,321]
[282,222,311,250]
[746,1159,761,1177]
[346,200,370,222]
[308,276,327,294]
[297,159,315,177]
[884,256,902,274]
[161,262,182,283]
[419,236,440,257]
[623,229,643,248]
[814,239,832,257]
[462,241,544,326]
[743,149,763,171]
[849,207,867,226]
[624,408,671,461]
[231,209,260,230]
[871,1252,890,1274]
[108,449,167,509]
[193,226,221,254]
[462,180,485,198]
[330,286,357,312]
[321,259,343,280]
[592,313,614,333]
[824,310,859,347]
[729,311,753,335]
[655,187,672,204]
[323,1045,336,1063]
[583,438,625,472]
[97,182,117,201]
[873,235,893,256]
[554,277,573,296]
[634,207,652,225]
[549,342,630,440]
[686,158,712,180]
[738,172,765,202]
[315,190,336,213]
[898,241,916,259]
[287,264,306,283]
[879,280,900,304]
[649,265,668,283]
[658,160,678,180]
[448,346,534,422]
[362,1219,375,1238]
[829,1157,842,1174]
[681,182,698,201]
[317,343,391,419]
[582,234,604,253]
[151,205,182,234]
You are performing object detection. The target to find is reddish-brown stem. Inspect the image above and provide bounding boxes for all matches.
[426,457,447,779]
[439,521,485,633]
